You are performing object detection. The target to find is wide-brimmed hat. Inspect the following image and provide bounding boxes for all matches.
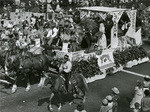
[145,75,150,79]
[106,95,112,101]
[112,87,119,94]
[144,75,150,81]
[64,54,69,59]
[76,102,84,111]
[102,99,108,105]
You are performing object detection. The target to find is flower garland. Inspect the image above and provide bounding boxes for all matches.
[71,56,102,78]
[113,46,148,67]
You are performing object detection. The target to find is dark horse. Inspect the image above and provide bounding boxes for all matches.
[46,72,89,111]
[11,54,52,93]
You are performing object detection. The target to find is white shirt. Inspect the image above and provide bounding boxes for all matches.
[59,61,72,73]
[47,28,58,38]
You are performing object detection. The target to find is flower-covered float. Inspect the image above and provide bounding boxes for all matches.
[52,6,149,83]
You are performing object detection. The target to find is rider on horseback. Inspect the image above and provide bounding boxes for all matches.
[59,54,72,92]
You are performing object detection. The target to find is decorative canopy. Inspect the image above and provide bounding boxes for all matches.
[79,6,128,13]
[78,6,137,48]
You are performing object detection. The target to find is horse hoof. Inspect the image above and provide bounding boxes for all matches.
[69,102,73,106]
[58,108,61,112]
[11,89,16,94]
[11,85,17,94]
[49,107,53,111]
[25,87,31,92]
[38,84,41,87]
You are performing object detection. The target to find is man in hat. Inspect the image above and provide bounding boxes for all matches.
[143,75,150,92]
[111,87,120,112]
[141,90,150,112]
[59,54,72,92]
[99,99,110,112]
[106,95,113,112]
[74,102,87,112]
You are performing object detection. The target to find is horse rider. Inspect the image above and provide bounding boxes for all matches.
[59,54,72,92]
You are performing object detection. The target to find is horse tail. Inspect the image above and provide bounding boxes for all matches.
[78,74,89,92]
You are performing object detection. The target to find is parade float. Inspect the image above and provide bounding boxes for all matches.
[0,6,149,84]
[54,6,149,83]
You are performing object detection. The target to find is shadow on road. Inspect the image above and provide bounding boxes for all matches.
[38,93,75,108]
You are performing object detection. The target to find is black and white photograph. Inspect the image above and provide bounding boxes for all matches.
[0,0,150,112]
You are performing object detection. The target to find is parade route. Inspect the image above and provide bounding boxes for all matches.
[0,0,150,111]
[0,62,150,112]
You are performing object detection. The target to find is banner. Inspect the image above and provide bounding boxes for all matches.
[126,10,137,32]
[96,50,115,70]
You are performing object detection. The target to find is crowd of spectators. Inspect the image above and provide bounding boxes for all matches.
[130,75,150,112]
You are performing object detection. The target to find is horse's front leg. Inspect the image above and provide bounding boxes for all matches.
[58,103,62,112]
[83,96,86,103]
[57,92,63,111]
[38,72,46,88]
[4,64,8,75]
[49,92,54,111]
[25,74,31,91]
[11,76,18,94]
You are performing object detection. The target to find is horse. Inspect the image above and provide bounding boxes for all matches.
[46,72,88,111]
[11,54,52,93]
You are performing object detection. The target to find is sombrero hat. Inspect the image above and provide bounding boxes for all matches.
[112,87,119,94]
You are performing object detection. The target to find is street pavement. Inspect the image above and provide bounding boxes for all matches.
[0,44,150,112]
[0,62,150,112]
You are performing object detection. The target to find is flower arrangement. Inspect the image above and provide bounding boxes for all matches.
[71,56,103,78]
[113,46,148,67]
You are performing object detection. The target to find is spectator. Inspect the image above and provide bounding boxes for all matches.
[106,95,113,112]
[74,102,87,112]
[143,75,150,92]
[99,99,110,112]
[130,81,144,109]
[141,90,150,112]
[132,102,141,112]
[111,87,120,112]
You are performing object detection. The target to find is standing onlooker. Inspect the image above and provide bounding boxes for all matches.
[130,81,144,109]
[141,90,150,112]
[106,95,113,112]
[143,75,150,92]
[99,99,110,112]
[74,102,87,112]
[132,102,141,112]
[111,87,120,112]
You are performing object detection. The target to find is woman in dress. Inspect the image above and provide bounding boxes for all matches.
[130,81,144,109]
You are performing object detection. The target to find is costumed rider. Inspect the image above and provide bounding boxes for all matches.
[59,54,72,92]
[94,23,107,50]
